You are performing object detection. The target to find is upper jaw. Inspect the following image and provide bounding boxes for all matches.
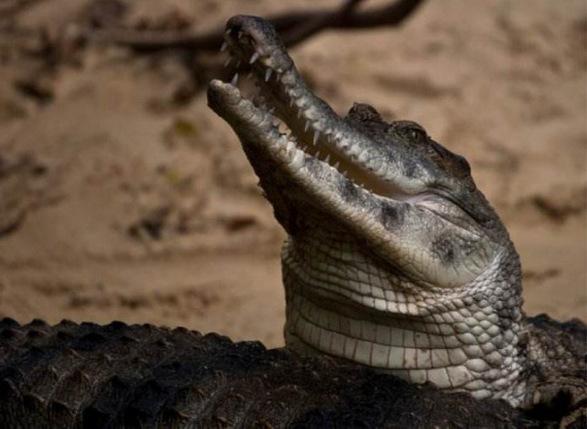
[207,15,423,240]
[212,15,424,204]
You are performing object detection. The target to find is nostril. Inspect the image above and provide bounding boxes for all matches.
[226,26,241,39]
[226,15,252,33]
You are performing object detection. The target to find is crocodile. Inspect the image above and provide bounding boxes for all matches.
[207,14,586,416]
[0,15,585,429]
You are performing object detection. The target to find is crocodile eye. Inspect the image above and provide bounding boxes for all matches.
[390,121,428,143]
[407,127,427,142]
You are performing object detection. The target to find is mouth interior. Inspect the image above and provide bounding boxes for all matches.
[220,29,407,201]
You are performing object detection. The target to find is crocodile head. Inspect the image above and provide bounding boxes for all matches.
[208,16,526,406]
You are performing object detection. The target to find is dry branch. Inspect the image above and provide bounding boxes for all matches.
[90,0,425,53]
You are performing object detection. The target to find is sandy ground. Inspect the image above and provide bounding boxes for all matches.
[0,0,585,348]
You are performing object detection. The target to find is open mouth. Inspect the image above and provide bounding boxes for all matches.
[208,16,410,202]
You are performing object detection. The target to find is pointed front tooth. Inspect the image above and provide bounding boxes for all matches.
[313,130,320,145]
[334,161,340,169]
[297,109,303,119]
[265,69,273,82]
[220,41,228,52]
[249,52,259,64]
[276,135,288,147]
[224,58,231,67]
[291,148,305,167]
[231,73,239,86]
[324,154,330,164]
[304,121,310,132]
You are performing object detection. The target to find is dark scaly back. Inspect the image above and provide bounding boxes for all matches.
[521,315,587,426]
[0,318,547,428]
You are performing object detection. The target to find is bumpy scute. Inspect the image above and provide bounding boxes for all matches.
[0,318,585,428]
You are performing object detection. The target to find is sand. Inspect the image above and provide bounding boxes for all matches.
[0,0,585,348]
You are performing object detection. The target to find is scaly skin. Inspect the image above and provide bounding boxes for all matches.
[0,318,551,428]
[207,15,586,411]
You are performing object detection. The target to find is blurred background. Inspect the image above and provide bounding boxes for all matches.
[0,0,585,347]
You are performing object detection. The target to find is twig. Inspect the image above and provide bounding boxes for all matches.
[90,0,426,53]
[278,0,365,47]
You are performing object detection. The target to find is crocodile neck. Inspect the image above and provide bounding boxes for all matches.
[281,228,528,406]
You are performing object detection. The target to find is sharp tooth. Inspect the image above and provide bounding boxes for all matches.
[324,154,330,164]
[224,58,231,67]
[249,52,259,64]
[238,31,243,39]
[304,121,310,132]
[231,73,239,86]
[297,110,303,119]
[341,170,348,177]
[334,161,340,169]
[290,99,295,108]
[358,150,369,163]
[291,148,305,167]
[315,151,321,158]
[220,41,228,52]
[313,130,320,145]
[265,69,273,82]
